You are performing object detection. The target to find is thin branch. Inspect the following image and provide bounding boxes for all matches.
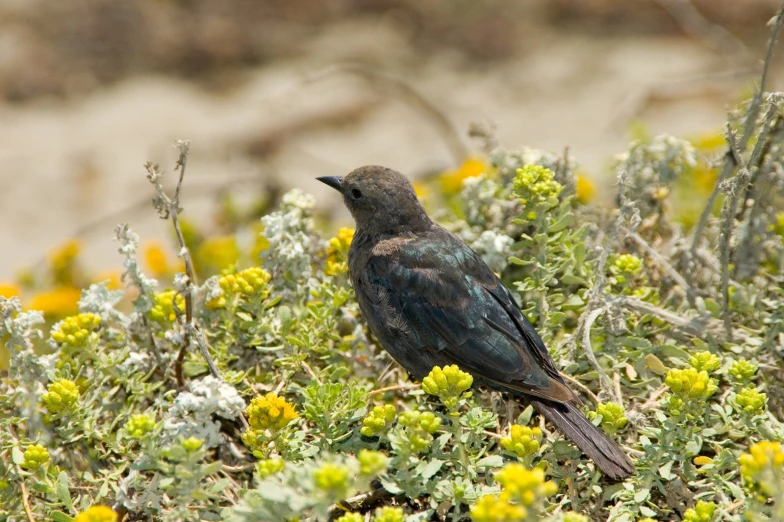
[690,0,784,256]
[628,231,693,303]
[579,307,615,399]
[559,373,600,405]
[367,383,420,397]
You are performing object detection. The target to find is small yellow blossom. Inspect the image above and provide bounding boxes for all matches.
[147,290,184,325]
[74,506,118,522]
[20,444,50,470]
[575,174,595,203]
[361,404,396,437]
[326,228,354,276]
[440,158,491,195]
[693,456,714,466]
[421,365,473,410]
[374,506,404,522]
[28,286,81,317]
[93,271,122,291]
[313,462,350,495]
[683,500,716,522]
[181,436,203,453]
[500,425,542,460]
[257,458,285,477]
[771,212,784,238]
[335,513,363,522]
[588,402,628,435]
[51,313,101,348]
[49,239,81,286]
[470,493,526,522]
[206,267,272,309]
[563,513,589,522]
[513,165,563,208]
[41,379,80,414]
[665,368,717,401]
[398,410,442,453]
[358,449,389,476]
[688,351,721,373]
[125,414,156,439]
[143,241,183,277]
[495,464,558,506]
[413,182,429,200]
[197,236,240,274]
[739,440,784,496]
[0,283,19,299]
[612,254,643,276]
[246,393,298,432]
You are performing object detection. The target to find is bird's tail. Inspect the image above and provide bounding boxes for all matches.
[530,399,634,481]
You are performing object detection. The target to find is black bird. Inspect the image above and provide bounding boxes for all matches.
[318,165,634,480]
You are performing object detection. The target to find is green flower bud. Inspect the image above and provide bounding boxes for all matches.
[613,254,643,276]
[734,387,767,415]
[125,414,156,439]
[688,351,721,373]
[665,368,717,401]
[513,165,563,208]
[588,402,628,435]
[181,437,203,453]
[41,379,80,414]
[313,463,350,496]
[358,449,389,477]
[360,404,396,437]
[374,506,404,522]
[335,513,363,522]
[257,458,285,477]
[727,359,757,384]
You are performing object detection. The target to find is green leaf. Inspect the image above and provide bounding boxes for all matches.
[633,488,650,503]
[57,471,74,511]
[50,512,75,522]
[517,405,534,425]
[418,459,444,479]
[548,212,574,233]
[658,460,674,480]
[12,447,24,465]
[475,455,504,469]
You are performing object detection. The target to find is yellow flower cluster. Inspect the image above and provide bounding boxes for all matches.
[421,365,473,410]
[358,449,389,476]
[613,254,643,276]
[682,500,716,522]
[361,404,396,437]
[471,464,557,522]
[0,282,19,299]
[20,444,50,470]
[727,358,757,384]
[197,236,240,274]
[326,228,355,276]
[49,239,81,286]
[125,414,156,439]
[740,441,784,492]
[30,287,81,318]
[563,513,589,522]
[665,368,717,401]
[513,165,563,208]
[335,513,363,522]
[575,175,595,204]
[374,506,404,522]
[440,158,491,195]
[52,313,101,347]
[41,379,80,414]
[246,393,298,432]
[313,462,350,495]
[143,241,184,277]
[500,425,542,460]
[257,457,285,477]
[147,290,184,325]
[74,506,118,522]
[206,267,272,309]
[688,351,721,373]
[734,387,767,416]
[398,410,442,453]
[588,402,628,435]
[181,436,203,452]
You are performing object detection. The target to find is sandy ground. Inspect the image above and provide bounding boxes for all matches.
[0,19,779,280]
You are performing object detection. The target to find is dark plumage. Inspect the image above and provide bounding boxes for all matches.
[317,165,635,480]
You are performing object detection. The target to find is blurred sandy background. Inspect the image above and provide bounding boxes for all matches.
[1,0,782,281]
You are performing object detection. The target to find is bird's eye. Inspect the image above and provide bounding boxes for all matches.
[351,188,362,199]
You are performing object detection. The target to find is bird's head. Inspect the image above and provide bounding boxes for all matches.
[318,165,431,235]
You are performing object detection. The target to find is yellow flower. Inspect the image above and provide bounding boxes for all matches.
[313,462,350,495]
[357,449,389,476]
[500,425,543,460]
[665,368,717,401]
[588,403,628,435]
[0,283,19,299]
[20,444,50,470]
[181,436,203,453]
[335,513,363,522]
[495,464,558,506]
[51,313,101,348]
[197,236,240,274]
[374,506,404,522]
[421,365,473,410]
[360,404,396,437]
[325,228,355,276]
[206,267,272,309]
[49,239,81,286]
[41,379,80,414]
[143,241,183,277]
[125,414,156,439]
[147,290,184,325]
[28,286,81,317]
[470,493,526,522]
[734,387,767,415]
[739,440,784,496]
[413,182,429,200]
[257,457,285,477]
[513,165,563,208]
[74,506,118,522]
[246,393,298,431]
[575,174,595,203]
[93,271,122,291]
[688,351,721,373]
[683,500,716,522]
[440,158,491,195]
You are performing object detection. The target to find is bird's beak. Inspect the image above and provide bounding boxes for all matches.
[317,176,344,192]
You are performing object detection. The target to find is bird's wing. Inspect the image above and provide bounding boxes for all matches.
[365,228,574,404]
